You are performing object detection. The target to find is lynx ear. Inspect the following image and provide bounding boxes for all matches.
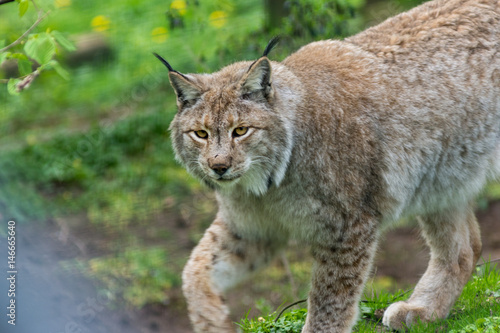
[168,72,202,108]
[240,57,273,100]
[153,52,201,108]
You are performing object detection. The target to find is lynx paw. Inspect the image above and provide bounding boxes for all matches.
[382,301,433,331]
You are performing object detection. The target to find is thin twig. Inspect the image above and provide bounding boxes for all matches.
[30,0,39,11]
[0,10,50,53]
[360,288,414,305]
[0,71,36,83]
[0,0,15,6]
[274,299,307,323]
[476,258,500,266]
[389,288,413,303]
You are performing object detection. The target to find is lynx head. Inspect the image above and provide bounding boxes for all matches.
[155,38,294,196]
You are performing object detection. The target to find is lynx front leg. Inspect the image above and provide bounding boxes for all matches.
[383,206,482,331]
[182,216,283,333]
[302,222,379,333]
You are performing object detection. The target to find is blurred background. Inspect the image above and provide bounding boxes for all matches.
[1,0,500,332]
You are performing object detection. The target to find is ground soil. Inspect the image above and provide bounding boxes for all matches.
[2,201,499,333]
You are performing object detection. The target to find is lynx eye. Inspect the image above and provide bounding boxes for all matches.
[194,130,208,139]
[233,127,248,137]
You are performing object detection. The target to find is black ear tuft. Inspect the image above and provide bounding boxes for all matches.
[153,53,201,109]
[262,36,280,58]
[153,52,175,72]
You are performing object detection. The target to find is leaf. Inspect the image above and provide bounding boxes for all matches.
[9,53,28,60]
[36,36,56,64]
[19,0,29,17]
[0,52,8,66]
[7,78,20,95]
[24,36,39,60]
[475,318,487,327]
[24,34,56,65]
[0,40,5,49]
[18,58,32,76]
[51,31,76,52]
[50,60,70,80]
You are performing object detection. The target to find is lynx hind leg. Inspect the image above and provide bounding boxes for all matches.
[383,206,482,331]
[182,217,284,333]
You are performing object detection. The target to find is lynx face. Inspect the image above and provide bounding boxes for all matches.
[165,58,293,195]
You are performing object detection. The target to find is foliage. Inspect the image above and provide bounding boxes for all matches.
[282,0,366,40]
[0,108,193,220]
[449,317,500,333]
[450,317,500,333]
[81,247,181,308]
[238,265,500,333]
[237,308,307,333]
[0,0,75,94]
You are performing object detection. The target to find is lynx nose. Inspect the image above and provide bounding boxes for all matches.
[208,155,232,176]
[211,164,228,176]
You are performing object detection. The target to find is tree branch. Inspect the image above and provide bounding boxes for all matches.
[0,0,15,6]
[0,9,50,53]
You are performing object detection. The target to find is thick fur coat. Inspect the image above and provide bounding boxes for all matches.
[157,0,500,331]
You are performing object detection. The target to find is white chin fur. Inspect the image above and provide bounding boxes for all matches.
[215,178,240,190]
[224,150,292,196]
[240,173,270,196]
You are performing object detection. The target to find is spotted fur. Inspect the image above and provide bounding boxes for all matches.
[162,0,500,332]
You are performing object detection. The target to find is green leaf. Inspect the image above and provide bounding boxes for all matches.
[18,58,32,76]
[24,37,38,59]
[475,318,487,327]
[37,36,56,64]
[7,78,20,95]
[19,0,29,17]
[25,34,56,65]
[0,40,5,49]
[9,53,28,60]
[0,52,8,66]
[51,31,76,52]
[49,60,70,80]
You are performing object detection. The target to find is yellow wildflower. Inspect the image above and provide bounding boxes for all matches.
[170,0,187,16]
[151,27,169,43]
[54,0,71,8]
[91,15,111,32]
[209,10,228,28]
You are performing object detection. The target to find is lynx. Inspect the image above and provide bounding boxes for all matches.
[154,0,500,331]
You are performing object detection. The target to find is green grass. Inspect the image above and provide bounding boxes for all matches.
[237,264,500,333]
[68,246,182,308]
[0,108,183,218]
